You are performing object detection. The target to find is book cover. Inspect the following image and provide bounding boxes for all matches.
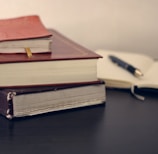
[0,15,52,54]
[0,15,52,41]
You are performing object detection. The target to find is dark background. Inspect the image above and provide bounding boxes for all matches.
[0,89,158,154]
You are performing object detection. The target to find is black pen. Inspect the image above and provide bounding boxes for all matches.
[109,55,143,77]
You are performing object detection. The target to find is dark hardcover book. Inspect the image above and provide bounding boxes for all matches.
[0,29,102,88]
[0,82,106,119]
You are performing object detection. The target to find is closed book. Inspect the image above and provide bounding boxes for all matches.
[0,82,106,119]
[0,15,52,53]
[0,29,102,88]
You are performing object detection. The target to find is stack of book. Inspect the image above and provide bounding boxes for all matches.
[0,15,106,120]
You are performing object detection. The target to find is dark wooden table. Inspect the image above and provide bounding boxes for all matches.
[0,89,158,154]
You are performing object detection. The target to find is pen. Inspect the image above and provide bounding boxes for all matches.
[109,55,143,77]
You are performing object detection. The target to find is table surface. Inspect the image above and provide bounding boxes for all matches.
[0,88,158,154]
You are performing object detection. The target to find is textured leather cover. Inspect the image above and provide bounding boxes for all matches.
[0,29,102,63]
[0,15,52,41]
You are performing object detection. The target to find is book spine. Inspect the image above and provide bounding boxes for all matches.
[0,91,15,119]
[6,92,16,119]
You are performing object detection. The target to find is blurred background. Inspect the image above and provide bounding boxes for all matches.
[0,0,158,57]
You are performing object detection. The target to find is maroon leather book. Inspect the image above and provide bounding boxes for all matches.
[0,29,101,63]
[0,15,52,41]
[0,29,102,87]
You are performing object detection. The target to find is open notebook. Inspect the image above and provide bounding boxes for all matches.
[96,49,158,100]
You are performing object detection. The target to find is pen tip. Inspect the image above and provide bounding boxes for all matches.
[135,69,143,77]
